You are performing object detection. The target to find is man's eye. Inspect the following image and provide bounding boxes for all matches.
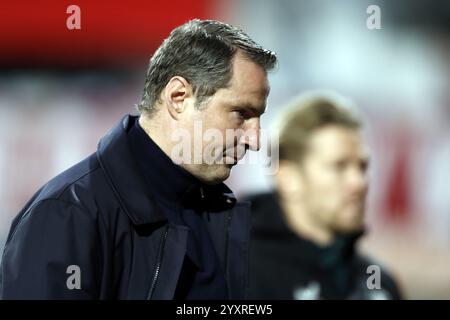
[360,160,369,172]
[334,160,347,171]
[234,110,246,119]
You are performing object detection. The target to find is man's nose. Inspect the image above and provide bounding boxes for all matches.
[348,168,369,195]
[241,119,261,151]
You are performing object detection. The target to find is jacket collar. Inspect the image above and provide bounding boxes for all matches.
[96,114,237,225]
[250,192,364,267]
[96,115,167,225]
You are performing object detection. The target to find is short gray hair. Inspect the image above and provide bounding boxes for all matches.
[137,19,277,116]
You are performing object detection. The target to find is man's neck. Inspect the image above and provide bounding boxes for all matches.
[280,199,334,247]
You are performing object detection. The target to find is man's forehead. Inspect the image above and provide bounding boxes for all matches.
[230,54,270,89]
[231,70,270,91]
[308,127,368,156]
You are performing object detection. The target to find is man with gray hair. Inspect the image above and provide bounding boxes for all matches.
[1,19,276,299]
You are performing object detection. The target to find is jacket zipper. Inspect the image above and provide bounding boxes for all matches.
[224,210,232,277]
[202,186,232,297]
[201,186,230,272]
[147,224,169,299]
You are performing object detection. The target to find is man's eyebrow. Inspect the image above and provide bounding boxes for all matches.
[361,156,370,165]
[235,104,266,116]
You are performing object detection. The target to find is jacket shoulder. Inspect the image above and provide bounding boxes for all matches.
[8,153,112,235]
[33,153,101,203]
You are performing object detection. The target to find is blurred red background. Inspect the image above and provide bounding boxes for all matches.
[0,0,213,68]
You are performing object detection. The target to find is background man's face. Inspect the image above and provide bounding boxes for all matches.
[181,53,270,184]
[298,125,370,234]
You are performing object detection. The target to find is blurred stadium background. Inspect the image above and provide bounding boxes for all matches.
[0,0,449,299]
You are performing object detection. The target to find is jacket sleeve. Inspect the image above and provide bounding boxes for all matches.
[0,199,102,299]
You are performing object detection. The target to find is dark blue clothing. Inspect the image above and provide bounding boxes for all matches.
[127,118,228,299]
[0,115,251,300]
[247,192,402,300]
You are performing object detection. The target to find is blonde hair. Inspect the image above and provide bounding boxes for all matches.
[275,91,362,162]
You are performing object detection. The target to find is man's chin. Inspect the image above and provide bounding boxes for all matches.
[214,164,233,182]
[335,210,365,234]
[338,218,365,234]
[197,164,232,185]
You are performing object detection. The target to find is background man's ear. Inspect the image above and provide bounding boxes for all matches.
[275,160,304,200]
[163,76,194,119]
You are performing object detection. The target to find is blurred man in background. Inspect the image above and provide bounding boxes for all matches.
[0,19,276,299]
[247,93,402,299]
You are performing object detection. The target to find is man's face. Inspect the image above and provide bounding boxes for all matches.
[298,125,369,234]
[180,53,270,184]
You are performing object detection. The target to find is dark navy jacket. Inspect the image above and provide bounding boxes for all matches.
[0,115,251,300]
[247,192,402,300]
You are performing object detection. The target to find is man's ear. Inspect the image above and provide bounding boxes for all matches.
[163,76,194,120]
